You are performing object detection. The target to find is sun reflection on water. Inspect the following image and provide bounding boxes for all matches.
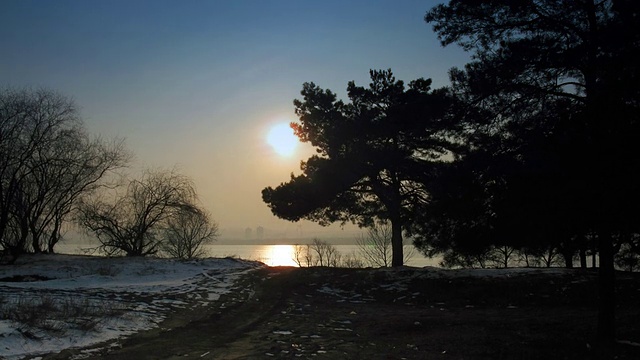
[264,244,298,266]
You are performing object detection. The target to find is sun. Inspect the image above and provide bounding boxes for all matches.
[265,245,298,266]
[267,122,298,157]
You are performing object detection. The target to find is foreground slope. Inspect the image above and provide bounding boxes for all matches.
[0,254,260,359]
[1,256,639,359]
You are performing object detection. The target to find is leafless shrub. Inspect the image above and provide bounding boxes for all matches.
[340,251,365,268]
[292,239,342,267]
[310,239,340,267]
[78,168,206,257]
[357,223,414,267]
[440,249,493,269]
[490,245,518,268]
[293,244,313,267]
[357,223,392,267]
[95,264,120,277]
[0,294,126,335]
[161,208,219,259]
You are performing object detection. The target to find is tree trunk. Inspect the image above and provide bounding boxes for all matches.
[562,250,574,268]
[29,222,42,253]
[47,218,63,253]
[580,247,587,269]
[596,231,616,343]
[390,218,403,267]
[48,232,58,253]
[0,210,9,249]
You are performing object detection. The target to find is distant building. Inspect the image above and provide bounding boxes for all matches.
[256,226,264,239]
[245,227,252,239]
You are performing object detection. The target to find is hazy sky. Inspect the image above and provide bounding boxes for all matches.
[1,0,469,240]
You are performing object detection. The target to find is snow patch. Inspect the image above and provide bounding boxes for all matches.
[0,254,261,359]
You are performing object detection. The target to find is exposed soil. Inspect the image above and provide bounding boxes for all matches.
[43,266,640,360]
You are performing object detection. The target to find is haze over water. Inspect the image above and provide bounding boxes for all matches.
[56,243,438,268]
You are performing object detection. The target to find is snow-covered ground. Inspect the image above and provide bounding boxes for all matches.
[0,254,262,359]
[0,254,606,359]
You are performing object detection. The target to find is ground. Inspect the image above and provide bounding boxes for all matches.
[33,264,640,360]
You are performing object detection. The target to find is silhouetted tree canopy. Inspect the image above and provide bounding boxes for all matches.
[262,70,454,266]
[424,0,640,342]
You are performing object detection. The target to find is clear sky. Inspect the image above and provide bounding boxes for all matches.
[0,0,469,241]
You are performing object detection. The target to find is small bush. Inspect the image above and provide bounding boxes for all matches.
[96,264,120,276]
[340,252,365,268]
[293,239,342,267]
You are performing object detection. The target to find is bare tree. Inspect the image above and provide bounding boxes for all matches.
[357,222,414,267]
[0,88,78,256]
[0,88,129,260]
[491,245,517,269]
[292,239,341,267]
[161,208,218,259]
[537,246,561,268]
[357,223,392,267]
[293,244,313,267]
[516,249,541,268]
[26,132,129,253]
[78,168,199,256]
[309,239,340,267]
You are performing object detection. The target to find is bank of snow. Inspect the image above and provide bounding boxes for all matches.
[0,254,262,359]
[0,255,586,359]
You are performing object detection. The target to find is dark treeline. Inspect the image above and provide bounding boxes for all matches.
[262,1,640,343]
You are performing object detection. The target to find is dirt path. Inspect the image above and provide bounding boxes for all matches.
[45,266,640,359]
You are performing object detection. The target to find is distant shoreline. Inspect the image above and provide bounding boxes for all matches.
[214,237,367,246]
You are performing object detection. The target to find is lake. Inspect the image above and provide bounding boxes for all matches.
[56,243,440,267]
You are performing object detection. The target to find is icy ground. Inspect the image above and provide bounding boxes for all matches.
[0,254,262,359]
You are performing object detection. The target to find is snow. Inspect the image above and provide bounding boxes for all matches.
[0,254,262,359]
[0,254,585,359]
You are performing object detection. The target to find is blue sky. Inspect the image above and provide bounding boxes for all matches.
[1,0,469,239]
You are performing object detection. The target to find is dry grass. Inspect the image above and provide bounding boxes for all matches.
[0,293,126,336]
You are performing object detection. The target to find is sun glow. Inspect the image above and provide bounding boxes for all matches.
[265,245,298,266]
[267,122,298,157]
